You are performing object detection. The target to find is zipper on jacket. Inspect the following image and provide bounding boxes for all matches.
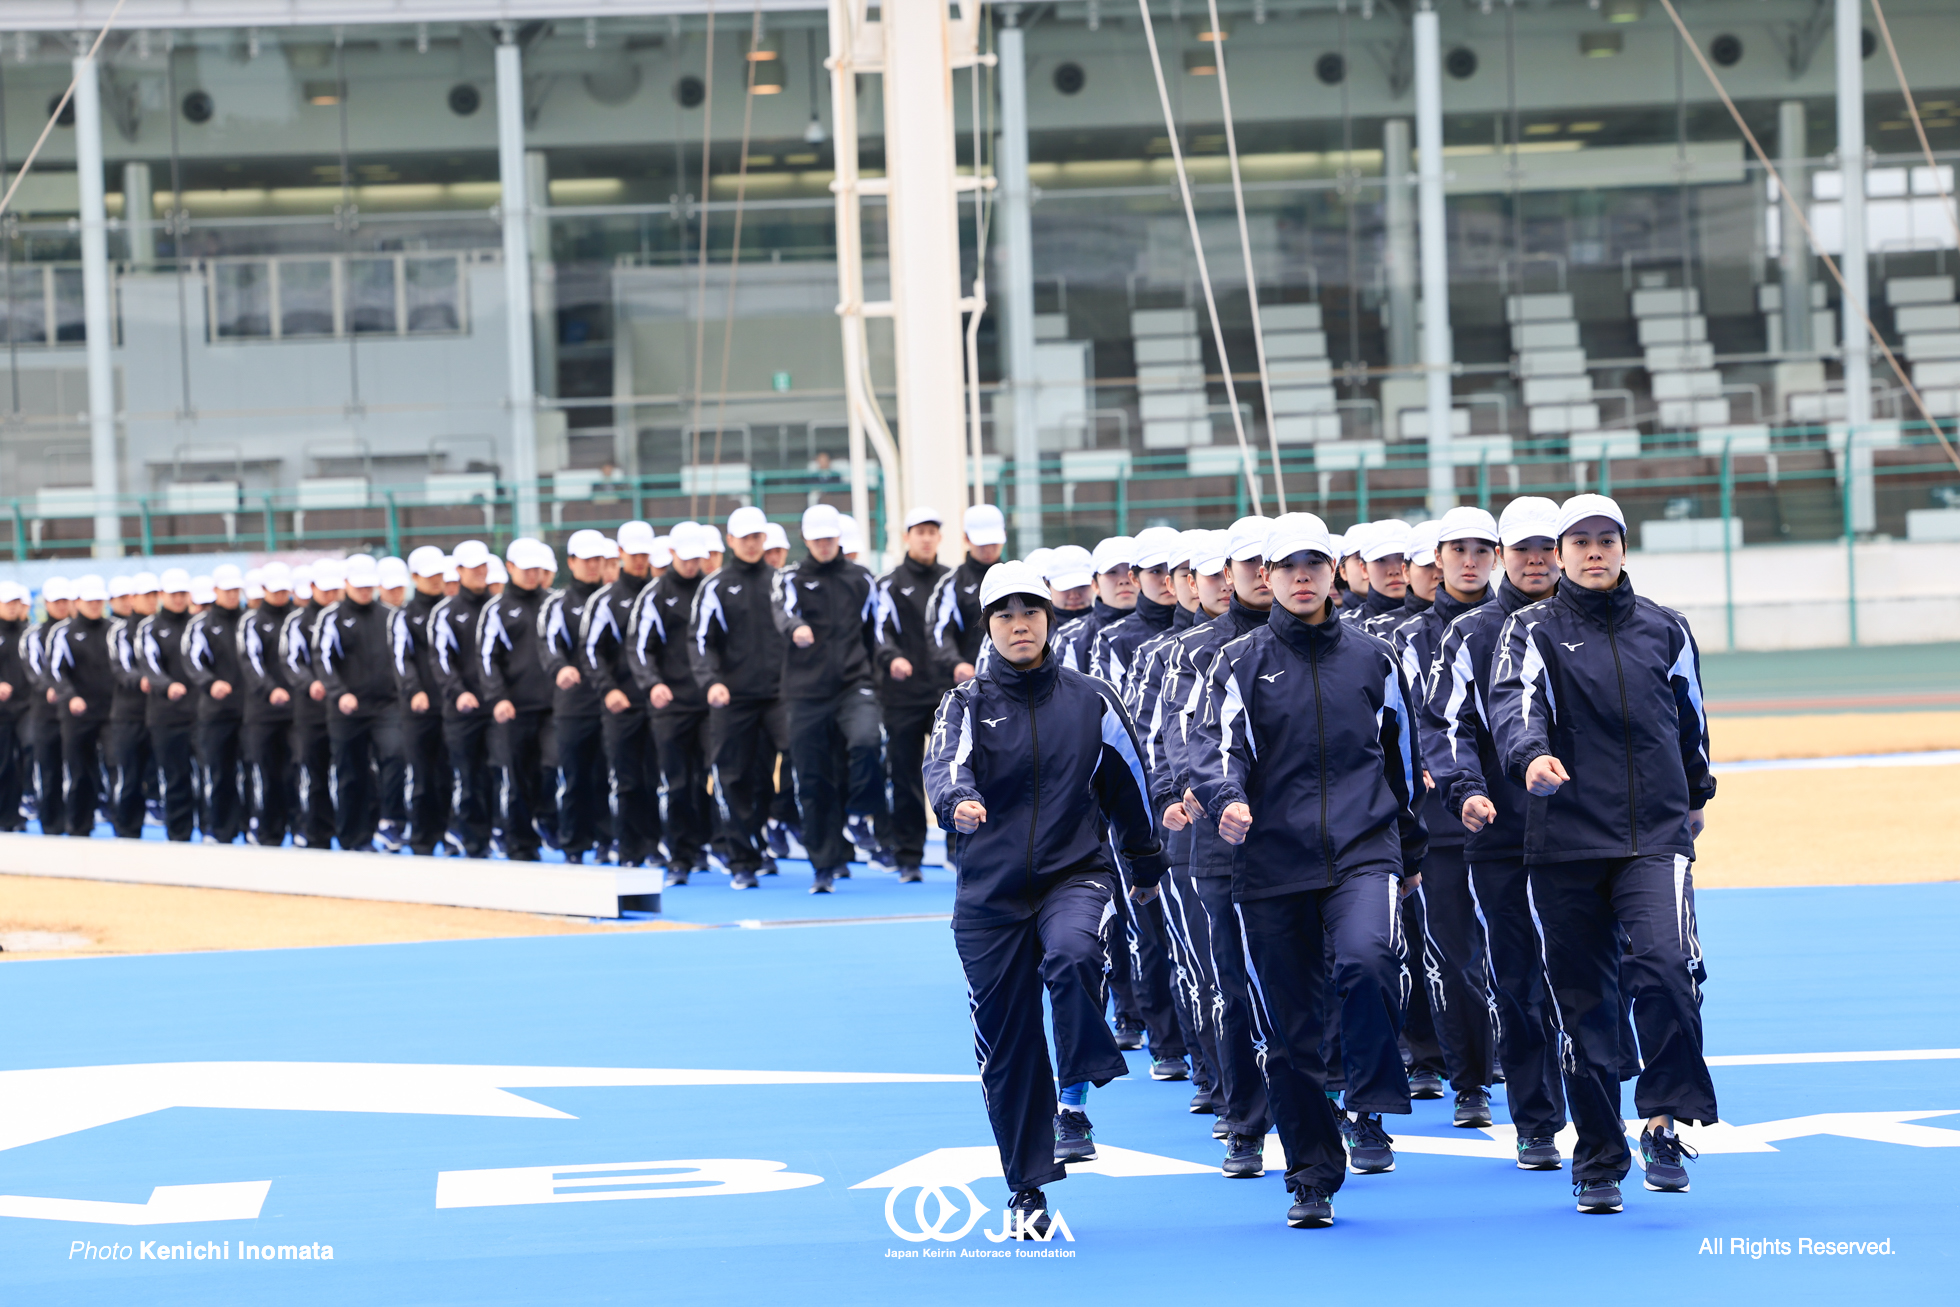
[1309,644,1334,874]
[1604,609,1638,856]
[1025,692,1041,903]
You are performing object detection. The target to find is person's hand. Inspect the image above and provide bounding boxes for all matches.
[707,683,731,708]
[67,696,86,716]
[1182,787,1207,820]
[1525,754,1570,797]
[1422,768,1435,792]
[1461,795,1497,833]
[338,693,358,715]
[555,666,582,690]
[309,680,326,702]
[650,683,674,709]
[1162,801,1191,832]
[890,657,913,681]
[211,680,232,700]
[45,686,57,703]
[139,676,151,694]
[456,691,480,714]
[1687,808,1706,839]
[792,624,815,648]
[0,683,11,702]
[953,800,987,834]
[1130,884,1160,906]
[493,699,516,724]
[410,691,429,713]
[1219,802,1252,845]
[269,687,291,707]
[1399,872,1423,900]
[167,682,187,701]
[953,662,976,683]
[604,688,630,713]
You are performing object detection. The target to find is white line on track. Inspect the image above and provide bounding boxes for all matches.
[1705,1049,1960,1066]
[1712,749,1960,774]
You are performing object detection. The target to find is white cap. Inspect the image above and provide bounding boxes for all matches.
[1498,496,1561,547]
[244,567,265,590]
[310,559,345,591]
[567,529,611,560]
[290,564,313,591]
[1338,523,1369,559]
[963,502,1007,548]
[648,536,674,568]
[1225,515,1276,563]
[245,580,264,601]
[763,522,791,553]
[1434,506,1500,551]
[1191,531,1230,577]
[1555,493,1628,539]
[0,581,26,604]
[1170,530,1206,569]
[617,520,658,555]
[1265,514,1338,564]
[109,575,137,599]
[486,557,509,584]
[727,506,769,540]
[131,571,160,593]
[702,524,725,551]
[442,560,460,583]
[378,556,409,588]
[506,537,556,571]
[344,555,381,589]
[1044,545,1094,591]
[260,561,294,593]
[979,560,1051,609]
[1091,536,1136,574]
[452,539,493,570]
[599,537,620,559]
[41,576,73,602]
[838,514,863,554]
[670,524,712,562]
[1361,519,1414,563]
[1024,547,1055,578]
[158,568,192,594]
[1408,520,1440,568]
[801,503,843,541]
[1130,525,1184,570]
[190,576,217,605]
[73,574,109,603]
[904,505,943,530]
[408,546,447,578]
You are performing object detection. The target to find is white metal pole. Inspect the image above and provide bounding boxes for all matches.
[1777,100,1811,354]
[1414,3,1455,513]
[883,0,968,566]
[123,161,155,269]
[1383,118,1417,371]
[997,17,1041,556]
[75,51,121,559]
[1835,0,1870,429]
[496,33,541,537]
[828,0,873,544]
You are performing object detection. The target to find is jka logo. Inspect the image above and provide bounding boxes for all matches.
[882,1183,1073,1244]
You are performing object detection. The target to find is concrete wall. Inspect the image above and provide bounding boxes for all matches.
[1630,540,1960,652]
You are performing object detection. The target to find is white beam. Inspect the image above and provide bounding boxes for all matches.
[5,1,828,31]
[998,18,1042,556]
[74,52,121,559]
[1777,101,1810,354]
[496,34,541,537]
[1382,117,1416,370]
[1414,3,1454,514]
[1835,0,1871,429]
[882,0,968,562]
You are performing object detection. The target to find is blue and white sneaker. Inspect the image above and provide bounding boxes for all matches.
[1346,1113,1395,1174]
[1285,1184,1334,1228]
[763,819,794,859]
[1575,1179,1624,1213]
[1053,1109,1097,1163]
[376,820,405,854]
[1640,1125,1697,1192]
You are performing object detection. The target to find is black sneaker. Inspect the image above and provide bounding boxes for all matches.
[663,867,690,888]
[1409,1069,1446,1100]
[1212,1115,1230,1140]
[1053,1109,1096,1163]
[1640,1125,1697,1192]
[1575,1179,1624,1213]
[1347,1113,1396,1174]
[763,819,793,859]
[1113,1023,1145,1051]
[730,870,758,890]
[1006,1188,1052,1240]
[1189,1087,1220,1115]
[759,855,779,876]
[1285,1184,1334,1228]
[1222,1132,1265,1178]
[1453,1086,1493,1128]
[1150,1056,1189,1082]
[898,866,924,884]
[810,869,836,894]
[1516,1135,1564,1170]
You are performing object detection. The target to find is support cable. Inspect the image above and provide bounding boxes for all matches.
[1868,0,1960,250]
[0,0,132,219]
[703,0,765,519]
[963,9,996,512]
[687,1,719,520]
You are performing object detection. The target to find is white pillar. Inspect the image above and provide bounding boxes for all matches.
[526,150,557,400]
[496,33,541,536]
[123,161,155,269]
[1383,118,1417,370]
[1414,4,1454,512]
[882,0,968,562]
[1777,102,1810,354]
[1835,0,1870,427]
[75,52,121,559]
[998,18,1042,556]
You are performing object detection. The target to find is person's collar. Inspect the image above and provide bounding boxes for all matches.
[1091,597,1131,624]
[1228,593,1272,630]
[1402,592,1433,615]
[1363,587,1402,618]
[1556,571,1636,625]
[1171,604,1197,631]
[902,553,940,576]
[1496,576,1550,614]
[1135,591,1175,631]
[1268,599,1342,652]
[1432,584,1491,624]
[984,647,1058,703]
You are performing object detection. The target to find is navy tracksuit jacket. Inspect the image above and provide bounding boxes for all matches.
[1053,599,1131,675]
[1488,573,1719,1182]
[924,650,1167,1194]
[1188,601,1426,1194]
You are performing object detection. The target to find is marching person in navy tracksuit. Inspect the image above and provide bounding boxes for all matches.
[925,561,1168,1241]
[1186,514,1426,1230]
[1488,493,1718,1215]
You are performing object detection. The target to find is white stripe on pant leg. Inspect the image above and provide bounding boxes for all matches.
[1464,867,1505,1044]
[1525,876,1579,1076]
[1673,853,1703,1002]
[1230,904,1275,1070]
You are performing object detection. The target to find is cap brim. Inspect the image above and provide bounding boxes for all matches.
[1047,570,1093,591]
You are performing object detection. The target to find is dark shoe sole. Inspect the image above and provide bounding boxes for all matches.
[1577,1200,1624,1213]
[1454,1111,1494,1128]
[1054,1148,1098,1164]
[1348,1155,1395,1174]
[1643,1175,1689,1192]
[1286,1209,1334,1228]
[1222,1161,1265,1178]
[1150,1065,1190,1082]
[1517,1155,1564,1171]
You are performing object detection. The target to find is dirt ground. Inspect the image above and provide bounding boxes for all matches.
[1711,710,1960,762]
[1692,763,1960,889]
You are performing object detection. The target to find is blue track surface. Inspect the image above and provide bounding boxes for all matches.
[1,883,1954,1305]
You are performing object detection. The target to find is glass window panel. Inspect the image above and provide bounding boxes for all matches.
[2,267,47,344]
[280,260,336,337]
[213,262,273,340]
[403,256,460,334]
[346,257,397,334]
[52,267,85,343]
